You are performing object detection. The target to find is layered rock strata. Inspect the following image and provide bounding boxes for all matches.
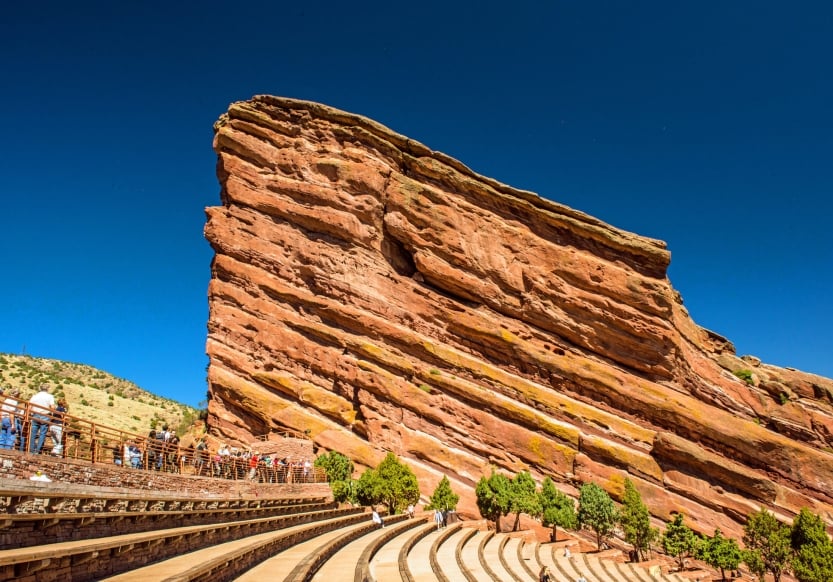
[205,96,833,538]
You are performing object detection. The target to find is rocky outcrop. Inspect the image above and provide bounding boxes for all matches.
[204,96,833,538]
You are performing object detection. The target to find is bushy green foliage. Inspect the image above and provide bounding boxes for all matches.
[509,471,542,531]
[791,508,833,582]
[539,477,576,542]
[356,453,419,514]
[356,467,383,508]
[330,479,357,505]
[315,451,356,504]
[577,482,618,550]
[662,513,700,571]
[425,475,459,512]
[698,529,741,580]
[733,369,754,385]
[619,478,658,562]
[475,470,512,533]
[315,451,354,483]
[743,508,792,582]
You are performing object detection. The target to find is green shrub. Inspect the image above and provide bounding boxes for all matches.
[733,369,754,385]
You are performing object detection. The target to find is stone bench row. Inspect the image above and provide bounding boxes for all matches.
[0,477,328,514]
[0,501,334,550]
[389,521,698,582]
[0,506,364,582]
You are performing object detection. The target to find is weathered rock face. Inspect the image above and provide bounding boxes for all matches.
[204,95,833,538]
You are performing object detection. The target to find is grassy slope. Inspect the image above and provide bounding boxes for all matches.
[0,353,200,437]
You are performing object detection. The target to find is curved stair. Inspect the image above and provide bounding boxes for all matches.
[370,520,435,582]
[458,528,490,581]
[96,510,366,582]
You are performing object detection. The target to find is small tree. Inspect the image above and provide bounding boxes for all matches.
[375,453,420,514]
[699,528,741,581]
[475,470,512,533]
[791,508,829,551]
[510,471,542,531]
[577,482,618,551]
[619,478,658,562]
[330,479,356,505]
[661,513,700,571]
[355,467,383,508]
[539,477,576,542]
[743,508,792,582]
[793,539,833,582]
[791,508,833,582]
[426,475,460,512]
[742,547,767,581]
[314,451,354,482]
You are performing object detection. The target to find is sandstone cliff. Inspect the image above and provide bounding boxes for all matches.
[204,95,833,538]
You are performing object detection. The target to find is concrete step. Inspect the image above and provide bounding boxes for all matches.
[407,521,444,582]
[500,536,534,582]
[93,510,365,582]
[458,529,491,580]
[236,518,371,581]
[433,525,469,581]
[370,520,435,582]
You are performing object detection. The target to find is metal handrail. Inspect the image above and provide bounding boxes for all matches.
[0,400,326,483]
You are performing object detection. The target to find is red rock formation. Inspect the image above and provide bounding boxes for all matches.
[204,96,833,538]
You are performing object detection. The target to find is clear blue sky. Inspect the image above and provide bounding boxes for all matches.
[1,2,831,407]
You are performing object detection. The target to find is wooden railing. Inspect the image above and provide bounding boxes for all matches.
[0,400,326,483]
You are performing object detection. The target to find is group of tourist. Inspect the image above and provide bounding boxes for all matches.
[113,424,181,472]
[0,384,68,455]
[191,441,315,483]
[0,383,323,485]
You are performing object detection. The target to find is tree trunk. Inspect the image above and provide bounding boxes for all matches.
[552,526,557,542]
[513,513,521,532]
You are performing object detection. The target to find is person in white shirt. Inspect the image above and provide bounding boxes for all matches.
[28,385,56,454]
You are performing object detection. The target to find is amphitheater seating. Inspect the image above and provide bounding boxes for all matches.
[0,475,708,582]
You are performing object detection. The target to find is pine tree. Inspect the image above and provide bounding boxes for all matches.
[539,477,576,542]
[791,508,833,582]
[375,452,420,514]
[509,471,542,531]
[661,513,700,571]
[355,467,383,507]
[699,528,741,581]
[619,478,658,562]
[743,508,792,582]
[577,482,617,551]
[426,475,460,512]
[475,470,512,533]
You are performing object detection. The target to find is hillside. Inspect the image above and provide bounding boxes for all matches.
[0,353,200,437]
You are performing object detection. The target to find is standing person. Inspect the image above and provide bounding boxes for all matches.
[6,390,26,451]
[248,451,259,481]
[194,437,207,476]
[434,508,443,531]
[0,388,13,450]
[28,384,56,454]
[49,398,68,456]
